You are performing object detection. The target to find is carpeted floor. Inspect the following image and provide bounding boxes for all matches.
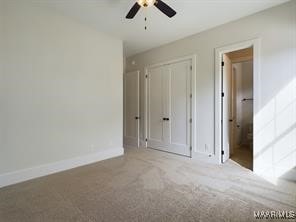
[0,147,295,222]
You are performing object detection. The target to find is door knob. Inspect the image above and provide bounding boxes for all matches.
[135,117,140,120]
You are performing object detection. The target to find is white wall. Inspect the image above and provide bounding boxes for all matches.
[0,1,123,180]
[127,1,296,181]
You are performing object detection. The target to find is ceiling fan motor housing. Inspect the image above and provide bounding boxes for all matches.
[126,0,176,19]
[138,0,156,7]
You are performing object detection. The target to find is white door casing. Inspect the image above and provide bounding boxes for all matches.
[215,38,260,165]
[124,71,140,147]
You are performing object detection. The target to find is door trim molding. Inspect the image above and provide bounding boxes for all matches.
[215,38,261,164]
[144,54,197,157]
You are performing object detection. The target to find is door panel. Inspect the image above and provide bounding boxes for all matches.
[230,66,237,155]
[169,60,191,156]
[147,59,191,156]
[222,55,231,162]
[148,66,164,146]
[162,66,171,145]
[124,71,140,147]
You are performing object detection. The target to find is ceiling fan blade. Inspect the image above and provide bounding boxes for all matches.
[126,2,141,19]
[154,0,176,18]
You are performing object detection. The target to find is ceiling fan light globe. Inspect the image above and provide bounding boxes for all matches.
[137,0,156,7]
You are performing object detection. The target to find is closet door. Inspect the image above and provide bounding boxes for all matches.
[147,66,166,148]
[124,71,140,147]
[147,60,191,156]
[167,60,191,156]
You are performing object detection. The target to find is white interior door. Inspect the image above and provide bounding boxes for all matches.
[147,66,164,148]
[222,55,231,162]
[124,71,140,147]
[230,66,237,155]
[147,60,191,156]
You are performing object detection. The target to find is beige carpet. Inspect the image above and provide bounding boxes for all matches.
[0,147,295,222]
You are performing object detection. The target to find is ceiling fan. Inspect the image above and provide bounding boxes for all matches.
[126,0,176,19]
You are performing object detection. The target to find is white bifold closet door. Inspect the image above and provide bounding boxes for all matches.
[147,59,192,156]
[124,71,140,147]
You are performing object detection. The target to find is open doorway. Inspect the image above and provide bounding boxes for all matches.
[224,48,253,170]
[215,39,259,171]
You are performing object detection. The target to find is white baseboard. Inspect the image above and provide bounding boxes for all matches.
[0,147,124,188]
[123,136,139,147]
[191,151,220,164]
[123,144,136,149]
[140,140,146,147]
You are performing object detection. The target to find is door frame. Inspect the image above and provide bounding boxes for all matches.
[215,39,260,163]
[124,70,140,148]
[144,55,197,157]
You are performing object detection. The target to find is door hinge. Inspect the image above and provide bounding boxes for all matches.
[190,146,192,151]
[145,74,148,78]
[190,65,192,71]
[145,138,148,142]
[221,61,224,66]
[189,118,192,123]
[221,150,224,155]
[190,94,192,99]
[221,92,225,97]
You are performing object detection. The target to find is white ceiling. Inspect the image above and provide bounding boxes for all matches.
[38,0,288,57]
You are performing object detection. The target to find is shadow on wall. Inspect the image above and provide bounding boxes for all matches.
[254,76,296,183]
